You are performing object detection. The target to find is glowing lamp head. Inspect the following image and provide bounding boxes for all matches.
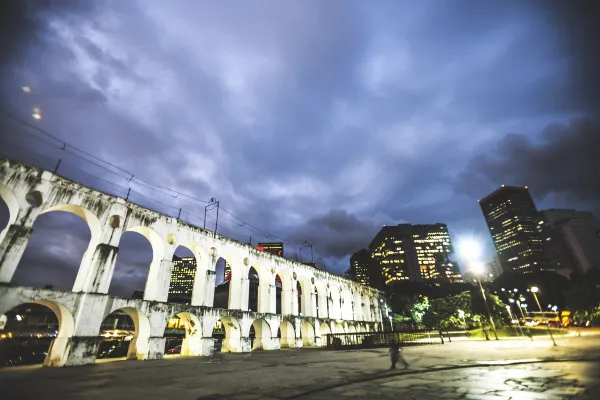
[531,286,539,293]
[470,262,485,275]
[458,238,482,261]
[457,309,464,317]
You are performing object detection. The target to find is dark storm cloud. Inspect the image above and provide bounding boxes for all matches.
[458,118,600,215]
[1,0,597,282]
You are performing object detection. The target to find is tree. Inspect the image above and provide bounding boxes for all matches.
[422,290,507,330]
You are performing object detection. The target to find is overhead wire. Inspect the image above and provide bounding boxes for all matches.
[0,107,324,263]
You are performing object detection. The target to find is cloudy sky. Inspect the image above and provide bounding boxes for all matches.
[0,1,598,296]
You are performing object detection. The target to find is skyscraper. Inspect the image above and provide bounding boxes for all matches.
[369,223,462,286]
[542,209,600,273]
[479,185,552,274]
[168,255,197,303]
[348,249,371,285]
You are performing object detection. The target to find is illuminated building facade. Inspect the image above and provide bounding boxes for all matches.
[257,242,284,257]
[369,224,462,286]
[168,255,197,303]
[479,186,553,274]
[411,224,463,284]
[349,249,371,285]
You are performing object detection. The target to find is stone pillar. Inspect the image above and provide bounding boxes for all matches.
[240,337,252,352]
[270,337,281,350]
[201,338,215,356]
[73,243,120,293]
[282,288,294,315]
[0,224,33,283]
[240,277,250,311]
[228,274,243,310]
[258,282,273,313]
[146,337,166,360]
[61,337,102,366]
[144,259,173,302]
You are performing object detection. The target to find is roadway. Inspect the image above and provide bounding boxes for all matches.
[1,335,599,399]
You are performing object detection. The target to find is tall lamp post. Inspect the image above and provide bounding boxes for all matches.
[458,239,499,341]
[473,266,499,340]
[531,287,557,346]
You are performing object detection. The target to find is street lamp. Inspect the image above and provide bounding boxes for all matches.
[530,286,557,346]
[468,261,499,341]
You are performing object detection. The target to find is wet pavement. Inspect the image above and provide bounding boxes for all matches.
[1,335,599,399]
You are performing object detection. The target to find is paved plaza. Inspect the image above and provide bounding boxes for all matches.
[1,336,599,399]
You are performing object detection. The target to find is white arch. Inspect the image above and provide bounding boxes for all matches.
[301,320,315,347]
[279,320,296,348]
[173,311,203,356]
[117,307,151,360]
[352,290,363,321]
[212,315,241,352]
[0,184,19,231]
[249,318,273,350]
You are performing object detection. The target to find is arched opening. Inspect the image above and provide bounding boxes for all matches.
[348,324,357,334]
[0,303,65,367]
[97,307,150,361]
[0,190,9,234]
[211,316,241,353]
[301,321,315,347]
[13,207,94,291]
[319,322,331,347]
[275,274,283,314]
[296,281,303,316]
[163,312,202,356]
[213,257,231,309]
[248,266,259,312]
[334,322,345,334]
[314,286,319,318]
[110,229,157,298]
[97,310,135,360]
[249,318,272,350]
[168,246,198,304]
[279,320,296,348]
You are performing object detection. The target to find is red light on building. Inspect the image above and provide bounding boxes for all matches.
[256,246,265,251]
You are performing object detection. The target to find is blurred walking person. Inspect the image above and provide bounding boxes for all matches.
[389,340,408,369]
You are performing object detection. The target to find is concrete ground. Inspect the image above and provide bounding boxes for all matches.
[1,335,599,399]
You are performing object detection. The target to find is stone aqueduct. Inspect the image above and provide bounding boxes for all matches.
[0,160,387,366]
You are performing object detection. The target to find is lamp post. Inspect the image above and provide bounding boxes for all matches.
[458,238,498,340]
[473,270,499,340]
[515,299,533,340]
[458,309,467,332]
[531,286,557,346]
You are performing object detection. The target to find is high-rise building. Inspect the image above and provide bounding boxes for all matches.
[168,255,197,303]
[369,223,462,286]
[348,249,371,285]
[542,209,600,273]
[479,185,553,274]
[257,242,284,257]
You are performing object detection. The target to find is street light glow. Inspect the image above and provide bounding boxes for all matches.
[457,238,482,261]
[470,261,485,275]
[531,286,539,293]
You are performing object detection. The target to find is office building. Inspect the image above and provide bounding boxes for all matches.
[348,249,371,285]
[542,209,600,273]
[369,223,462,286]
[257,242,284,257]
[168,255,197,303]
[479,186,553,274]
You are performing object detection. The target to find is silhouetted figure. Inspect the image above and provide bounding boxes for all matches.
[389,340,408,369]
